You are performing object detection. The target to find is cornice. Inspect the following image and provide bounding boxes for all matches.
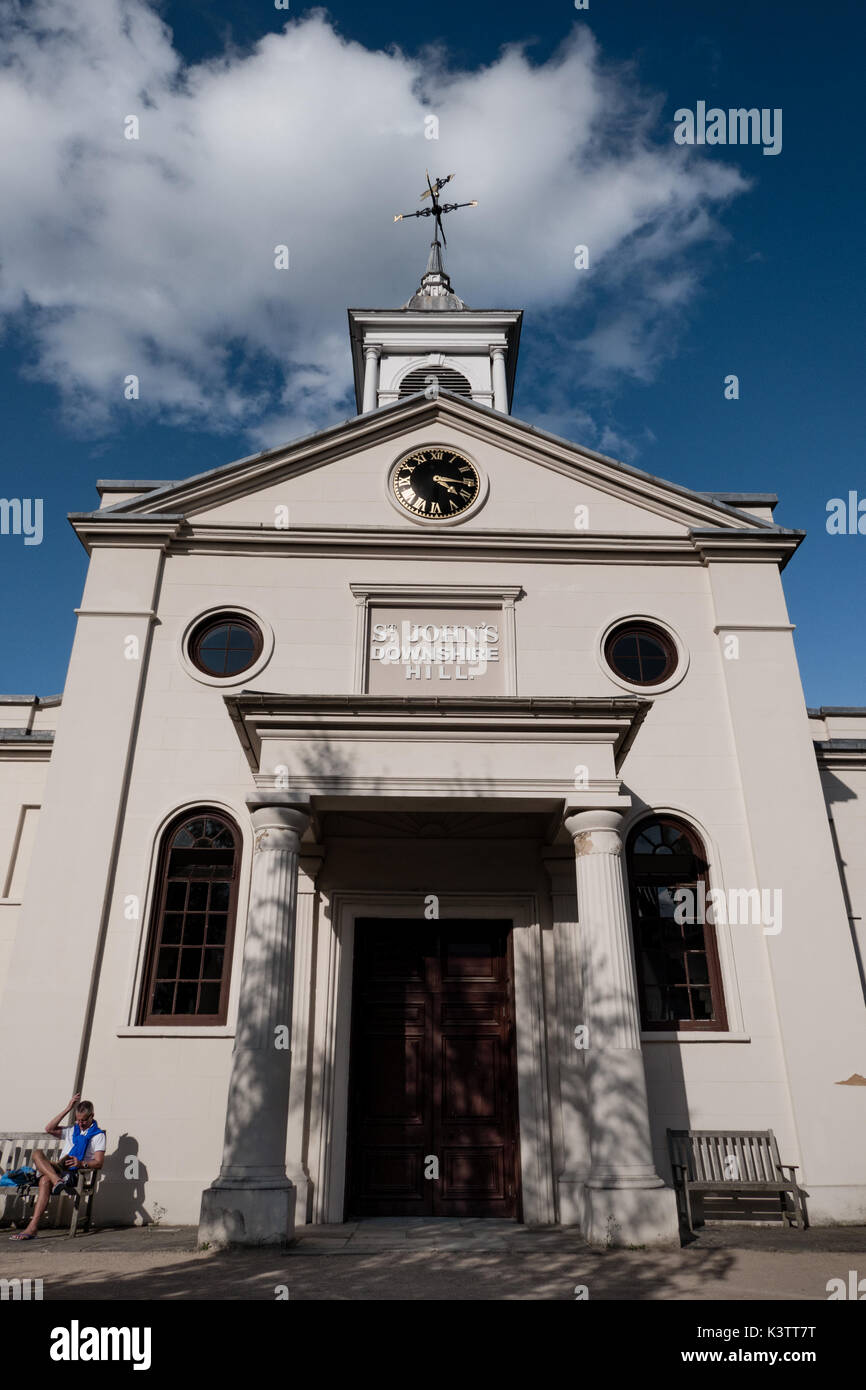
[815,741,866,771]
[163,523,796,567]
[0,730,54,761]
[68,514,184,554]
[224,692,651,775]
[692,530,803,569]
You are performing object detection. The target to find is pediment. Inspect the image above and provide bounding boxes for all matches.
[80,394,792,547]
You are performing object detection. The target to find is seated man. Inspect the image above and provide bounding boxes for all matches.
[9,1093,105,1241]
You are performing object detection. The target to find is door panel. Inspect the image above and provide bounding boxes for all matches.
[346,919,520,1218]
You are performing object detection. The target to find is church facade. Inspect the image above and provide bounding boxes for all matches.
[1,246,865,1245]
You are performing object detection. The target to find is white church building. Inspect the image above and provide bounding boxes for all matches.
[1,231,865,1246]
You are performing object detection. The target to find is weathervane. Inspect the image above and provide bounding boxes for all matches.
[394,171,478,248]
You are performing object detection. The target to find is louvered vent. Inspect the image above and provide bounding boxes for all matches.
[398,365,473,398]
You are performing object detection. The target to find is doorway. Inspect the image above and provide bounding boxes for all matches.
[345,919,521,1218]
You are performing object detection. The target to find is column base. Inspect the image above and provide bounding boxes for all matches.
[580,1183,680,1247]
[198,1181,296,1248]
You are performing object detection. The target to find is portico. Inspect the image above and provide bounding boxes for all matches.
[197,693,680,1245]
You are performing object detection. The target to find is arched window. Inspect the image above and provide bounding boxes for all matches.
[138,809,241,1026]
[626,816,727,1032]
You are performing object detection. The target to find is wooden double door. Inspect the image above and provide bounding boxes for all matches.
[346,919,521,1218]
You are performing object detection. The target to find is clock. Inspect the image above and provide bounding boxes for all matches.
[389,447,481,521]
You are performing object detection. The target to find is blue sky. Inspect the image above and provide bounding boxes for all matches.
[1,0,863,703]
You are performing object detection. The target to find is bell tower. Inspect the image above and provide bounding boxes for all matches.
[348,173,522,414]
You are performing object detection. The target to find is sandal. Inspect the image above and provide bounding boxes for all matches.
[9,1231,37,1240]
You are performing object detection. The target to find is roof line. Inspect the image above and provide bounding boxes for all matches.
[0,694,62,705]
[808,706,866,717]
[85,391,791,533]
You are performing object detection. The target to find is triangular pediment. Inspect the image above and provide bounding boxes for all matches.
[74,395,798,556]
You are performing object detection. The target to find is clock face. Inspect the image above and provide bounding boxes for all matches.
[390,448,481,521]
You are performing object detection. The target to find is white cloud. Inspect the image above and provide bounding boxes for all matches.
[0,0,748,447]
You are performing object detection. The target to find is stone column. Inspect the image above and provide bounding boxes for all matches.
[490,345,508,412]
[564,809,679,1245]
[362,344,381,412]
[544,854,590,1225]
[285,845,324,1224]
[198,794,311,1246]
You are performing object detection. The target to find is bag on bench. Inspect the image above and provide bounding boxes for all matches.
[0,1166,37,1188]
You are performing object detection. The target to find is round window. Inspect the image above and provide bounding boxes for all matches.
[189,613,263,678]
[604,622,677,687]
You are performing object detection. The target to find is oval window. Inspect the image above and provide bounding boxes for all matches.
[604,622,677,687]
[189,613,263,678]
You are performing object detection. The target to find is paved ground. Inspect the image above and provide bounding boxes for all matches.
[2,1220,865,1300]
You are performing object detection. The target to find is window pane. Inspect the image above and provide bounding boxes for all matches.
[200,625,231,651]
[179,947,200,978]
[211,882,230,911]
[174,981,197,1015]
[157,947,179,979]
[184,913,206,945]
[611,634,642,681]
[644,986,664,1021]
[643,948,687,986]
[686,953,710,985]
[207,915,228,944]
[188,882,208,911]
[692,988,714,1020]
[668,988,693,1020]
[165,881,186,910]
[173,819,204,847]
[636,635,667,681]
[197,983,220,1015]
[682,920,705,949]
[222,645,253,674]
[152,982,174,1014]
[161,913,183,944]
[202,948,224,979]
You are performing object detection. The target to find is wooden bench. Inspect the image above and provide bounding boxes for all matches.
[667,1128,807,1233]
[0,1132,101,1236]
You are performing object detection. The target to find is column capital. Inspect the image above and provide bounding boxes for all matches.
[246,793,312,849]
[563,808,624,857]
[364,343,382,360]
